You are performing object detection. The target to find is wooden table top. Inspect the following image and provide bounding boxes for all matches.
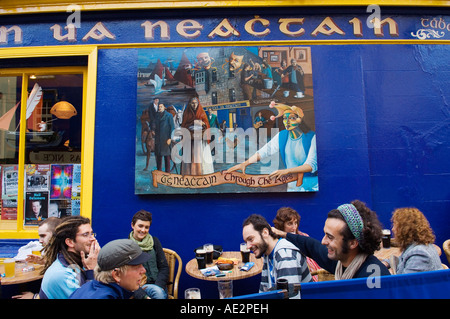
[185,251,263,282]
[374,246,401,261]
[0,262,44,286]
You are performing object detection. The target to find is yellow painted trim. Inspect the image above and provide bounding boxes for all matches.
[0,67,88,76]
[80,47,98,223]
[0,46,97,239]
[0,0,449,15]
[0,46,98,59]
[98,39,450,50]
[16,75,29,233]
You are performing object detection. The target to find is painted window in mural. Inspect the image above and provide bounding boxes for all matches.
[135,46,318,194]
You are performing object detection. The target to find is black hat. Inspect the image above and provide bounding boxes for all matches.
[97,239,149,271]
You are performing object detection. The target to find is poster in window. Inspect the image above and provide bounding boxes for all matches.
[26,164,50,192]
[50,164,73,199]
[25,192,48,226]
[2,165,18,198]
[135,46,317,194]
[1,199,17,220]
[49,199,72,218]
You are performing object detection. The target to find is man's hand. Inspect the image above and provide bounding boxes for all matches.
[81,239,101,270]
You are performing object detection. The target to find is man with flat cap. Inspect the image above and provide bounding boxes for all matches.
[70,239,150,299]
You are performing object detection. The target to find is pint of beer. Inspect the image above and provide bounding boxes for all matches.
[4,258,15,278]
[240,242,250,263]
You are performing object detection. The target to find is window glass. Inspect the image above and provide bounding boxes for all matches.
[0,72,83,230]
[0,76,22,230]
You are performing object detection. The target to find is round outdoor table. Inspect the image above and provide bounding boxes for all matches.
[185,251,263,281]
[0,262,44,285]
[374,247,401,262]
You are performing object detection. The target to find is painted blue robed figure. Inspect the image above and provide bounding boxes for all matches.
[227,101,318,192]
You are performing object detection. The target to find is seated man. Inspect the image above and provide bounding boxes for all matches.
[39,216,100,299]
[272,200,390,280]
[13,217,62,299]
[70,239,149,299]
[242,214,311,299]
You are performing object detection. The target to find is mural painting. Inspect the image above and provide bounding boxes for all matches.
[135,46,318,194]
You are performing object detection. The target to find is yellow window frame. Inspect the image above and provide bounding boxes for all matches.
[0,46,97,239]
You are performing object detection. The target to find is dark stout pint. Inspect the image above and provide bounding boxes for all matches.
[240,242,250,263]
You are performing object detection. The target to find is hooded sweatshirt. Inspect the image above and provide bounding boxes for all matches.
[260,238,312,299]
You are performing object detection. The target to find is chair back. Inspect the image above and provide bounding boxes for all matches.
[163,248,182,299]
[443,240,450,265]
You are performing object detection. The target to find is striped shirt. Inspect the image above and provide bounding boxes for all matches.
[260,238,312,299]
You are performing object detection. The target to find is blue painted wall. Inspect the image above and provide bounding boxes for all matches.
[92,43,450,298]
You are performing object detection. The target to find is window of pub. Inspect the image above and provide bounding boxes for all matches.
[0,68,84,233]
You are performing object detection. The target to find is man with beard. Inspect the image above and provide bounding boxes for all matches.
[242,214,311,299]
[271,200,391,280]
[39,216,100,299]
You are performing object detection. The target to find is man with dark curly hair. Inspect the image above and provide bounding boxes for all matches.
[272,200,390,280]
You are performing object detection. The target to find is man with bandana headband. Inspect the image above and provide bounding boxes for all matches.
[272,200,391,280]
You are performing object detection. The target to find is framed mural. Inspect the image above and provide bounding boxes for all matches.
[135,45,318,194]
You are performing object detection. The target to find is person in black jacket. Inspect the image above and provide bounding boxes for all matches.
[272,200,390,280]
[154,103,174,173]
[129,210,169,299]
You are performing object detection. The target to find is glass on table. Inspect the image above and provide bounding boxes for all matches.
[240,242,250,263]
[185,288,201,299]
[203,243,214,264]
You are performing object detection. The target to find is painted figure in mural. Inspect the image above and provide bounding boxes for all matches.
[154,103,175,173]
[219,119,227,136]
[254,111,267,145]
[227,101,318,192]
[195,52,215,70]
[283,59,305,98]
[180,96,214,175]
[241,63,255,100]
[228,52,244,72]
[148,97,160,129]
[141,109,155,171]
[254,111,267,129]
[261,60,273,79]
[273,59,289,88]
[207,110,219,129]
[143,97,160,171]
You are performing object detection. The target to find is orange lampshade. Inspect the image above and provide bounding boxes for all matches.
[50,101,77,119]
